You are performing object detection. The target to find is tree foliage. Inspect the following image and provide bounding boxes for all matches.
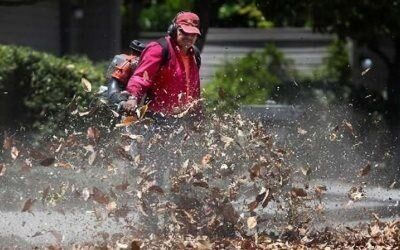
[257,0,400,125]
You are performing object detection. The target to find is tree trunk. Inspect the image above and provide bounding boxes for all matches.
[193,0,211,52]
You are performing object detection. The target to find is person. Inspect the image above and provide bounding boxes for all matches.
[122,11,202,117]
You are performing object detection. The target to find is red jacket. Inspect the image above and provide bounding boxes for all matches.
[126,36,201,115]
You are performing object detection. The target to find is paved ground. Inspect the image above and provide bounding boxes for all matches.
[1,160,399,248]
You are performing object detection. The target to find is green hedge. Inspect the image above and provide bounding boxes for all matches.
[203,44,296,111]
[0,44,105,132]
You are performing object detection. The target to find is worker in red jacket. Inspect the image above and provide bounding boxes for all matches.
[123,11,202,117]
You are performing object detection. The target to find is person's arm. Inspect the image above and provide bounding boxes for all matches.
[126,42,164,101]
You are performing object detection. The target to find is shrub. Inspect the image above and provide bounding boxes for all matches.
[203,44,296,111]
[0,45,105,132]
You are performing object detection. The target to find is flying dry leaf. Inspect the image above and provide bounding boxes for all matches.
[40,157,55,167]
[136,104,148,119]
[88,150,97,165]
[82,187,90,201]
[314,185,327,198]
[30,231,44,238]
[297,127,308,135]
[348,186,366,201]
[247,216,257,229]
[248,200,259,212]
[3,133,13,150]
[11,146,19,160]
[291,187,308,198]
[369,224,381,238]
[116,116,138,127]
[361,67,370,76]
[42,186,51,205]
[81,78,92,92]
[0,164,6,176]
[193,181,209,189]
[183,210,196,224]
[300,165,312,176]
[138,202,149,217]
[201,154,213,165]
[359,163,371,177]
[92,187,109,204]
[148,185,164,195]
[343,121,355,137]
[56,161,73,169]
[22,198,36,213]
[87,127,100,144]
[249,163,262,180]
[389,181,397,189]
[131,240,141,250]
[78,111,90,117]
[221,135,234,148]
[115,177,129,191]
[106,201,117,212]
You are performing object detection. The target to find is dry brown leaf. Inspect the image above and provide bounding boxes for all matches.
[92,187,109,204]
[64,134,78,147]
[87,127,100,144]
[138,202,148,217]
[115,177,129,191]
[348,186,366,201]
[131,240,141,250]
[291,187,308,198]
[11,146,19,160]
[82,188,90,201]
[42,186,51,205]
[247,216,257,229]
[148,185,164,195]
[221,135,234,148]
[343,121,355,137]
[3,133,13,150]
[81,78,92,92]
[248,200,259,212]
[88,150,97,165]
[315,185,327,199]
[183,210,196,224]
[136,104,148,119]
[106,201,117,212]
[201,154,213,165]
[193,181,209,189]
[22,198,36,213]
[359,163,371,177]
[297,127,308,135]
[40,157,55,167]
[249,163,262,180]
[56,161,73,169]
[369,224,381,238]
[116,116,138,127]
[300,165,312,176]
[0,164,6,176]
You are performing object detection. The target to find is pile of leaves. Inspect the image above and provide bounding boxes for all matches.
[1,95,399,248]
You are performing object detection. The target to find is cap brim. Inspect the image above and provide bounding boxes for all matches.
[180,25,201,35]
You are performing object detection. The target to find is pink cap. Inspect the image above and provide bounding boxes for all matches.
[175,12,201,35]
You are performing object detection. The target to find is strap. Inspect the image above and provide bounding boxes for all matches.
[155,37,201,68]
[156,37,170,67]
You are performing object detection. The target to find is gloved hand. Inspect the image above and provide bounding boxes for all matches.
[120,96,138,114]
